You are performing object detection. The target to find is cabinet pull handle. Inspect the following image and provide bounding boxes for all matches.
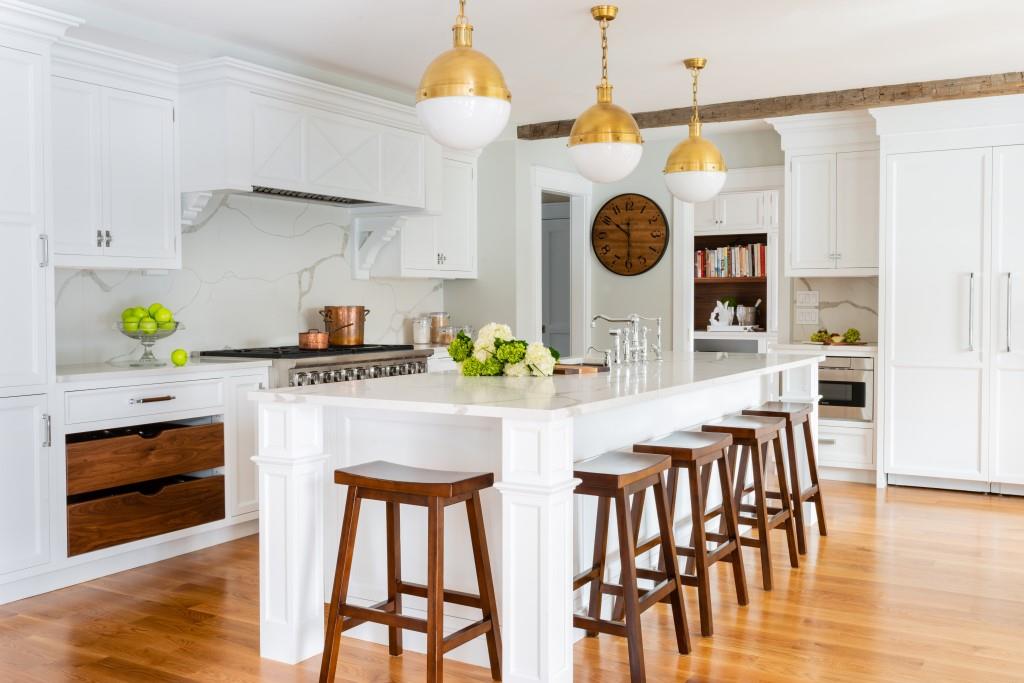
[39,234,48,267]
[129,395,176,405]
[96,229,103,248]
[42,414,51,448]
[968,272,976,352]
[819,438,837,446]
[105,230,112,248]
[1008,273,1014,353]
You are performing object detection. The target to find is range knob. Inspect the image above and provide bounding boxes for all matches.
[332,370,345,382]
[367,366,379,379]
[355,367,366,380]
[307,372,320,385]
[294,372,307,387]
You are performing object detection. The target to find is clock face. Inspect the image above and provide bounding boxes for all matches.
[591,193,669,276]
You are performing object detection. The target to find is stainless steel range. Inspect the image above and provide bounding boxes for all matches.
[198,344,434,388]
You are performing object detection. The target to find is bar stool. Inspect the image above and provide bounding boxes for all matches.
[631,431,749,637]
[573,451,690,682]
[743,402,827,554]
[702,415,800,590]
[320,461,501,683]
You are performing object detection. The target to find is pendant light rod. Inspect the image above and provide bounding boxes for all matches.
[452,0,472,47]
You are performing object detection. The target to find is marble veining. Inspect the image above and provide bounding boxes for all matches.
[253,351,824,420]
[55,194,444,366]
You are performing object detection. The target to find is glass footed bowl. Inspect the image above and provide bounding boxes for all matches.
[115,321,183,367]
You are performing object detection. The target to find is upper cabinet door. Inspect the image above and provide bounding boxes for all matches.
[0,394,50,575]
[789,154,836,272]
[102,88,176,260]
[379,129,425,208]
[435,157,475,274]
[251,95,304,188]
[0,46,48,390]
[52,78,102,257]
[305,110,381,199]
[693,197,718,231]
[835,150,880,269]
[717,191,765,231]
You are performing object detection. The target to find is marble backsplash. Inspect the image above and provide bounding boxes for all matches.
[790,277,879,343]
[55,194,444,366]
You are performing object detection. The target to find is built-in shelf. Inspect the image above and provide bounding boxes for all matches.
[694,276,767,285]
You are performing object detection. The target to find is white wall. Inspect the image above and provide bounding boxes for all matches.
[55,194,444,366]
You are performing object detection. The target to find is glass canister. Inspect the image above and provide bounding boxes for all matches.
[412,317,432,344]
[435,325,456,345]
[428,311,450,343]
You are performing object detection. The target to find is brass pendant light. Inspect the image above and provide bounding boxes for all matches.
[416,0,512,151]
[568,5,643,183]
[663,58,727,202]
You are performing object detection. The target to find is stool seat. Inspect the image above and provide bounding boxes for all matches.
[702,414,786,440]
[574,451,671,492]
[334,460,494,498]
[634,431,733,462]
[742,401,812,424]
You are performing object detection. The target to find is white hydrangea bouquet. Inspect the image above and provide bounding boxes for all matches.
[447,322,560,377]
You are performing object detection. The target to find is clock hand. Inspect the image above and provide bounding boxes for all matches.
[611,219,628,236]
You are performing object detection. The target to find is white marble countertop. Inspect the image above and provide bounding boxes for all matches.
[251,351,824,421]
[57,358,273,383]
[771,342,877,357]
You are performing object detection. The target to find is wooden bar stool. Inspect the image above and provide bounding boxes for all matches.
[743,402,827,554]
[702,415,800,591]
[320,461,502,683]
[631,431,749,637]
[572,451,690,682]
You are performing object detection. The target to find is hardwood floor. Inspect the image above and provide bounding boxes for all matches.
[2,482,1024,681]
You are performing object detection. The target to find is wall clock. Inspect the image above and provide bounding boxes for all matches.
[591,193,669,276]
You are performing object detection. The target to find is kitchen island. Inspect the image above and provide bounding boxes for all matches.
[251,351,822,682]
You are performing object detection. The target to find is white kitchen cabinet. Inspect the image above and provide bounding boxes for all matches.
[0,395,50,575]
[835,150,880,269]
[817,421,874,469]
[789,154,835,270]
[694,190,777,234]
[991,145,1024,485]
[226,372,268,517]
[0,44,50,391]
[52,77,178,268]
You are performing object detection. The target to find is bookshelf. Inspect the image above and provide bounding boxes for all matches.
[693,232,769,331]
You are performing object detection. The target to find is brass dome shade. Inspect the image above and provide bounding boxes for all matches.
[568,5,643,183]
[663,121,727,173]
[663,58,727,202]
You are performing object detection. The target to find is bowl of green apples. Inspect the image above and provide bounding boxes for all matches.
[116,303,183,367]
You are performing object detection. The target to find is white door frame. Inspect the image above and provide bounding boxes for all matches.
[518,166,593,356]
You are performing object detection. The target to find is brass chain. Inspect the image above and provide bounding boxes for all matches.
[690,66,700,125]
[600,19,609,86]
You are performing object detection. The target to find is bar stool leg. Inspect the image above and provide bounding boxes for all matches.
[320,486,362,683]
[784,422,808,555]
[614,490,646,682]
[426,497,445,683]
[772,433,801,569]
[803,418,828,536]
[466,492,503,680]
[385,501,403,656]
[586,497,611,636]
[683,464,712,576]
[613,489,647,622]
[751,442,774,591]
[686,461,713,637]
[717,452,749,606]
[652,476,691,655]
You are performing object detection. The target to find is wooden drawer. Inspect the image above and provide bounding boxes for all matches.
[65,379,223,426]
[66,422,224,495]
[67,475,225,556]
[818,422,874,469]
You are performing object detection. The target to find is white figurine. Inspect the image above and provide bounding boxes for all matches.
[709,300,735,327]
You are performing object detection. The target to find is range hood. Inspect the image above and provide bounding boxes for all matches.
[250,186,377,206]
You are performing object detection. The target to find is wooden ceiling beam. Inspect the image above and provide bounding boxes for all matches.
[515,71,1024,141]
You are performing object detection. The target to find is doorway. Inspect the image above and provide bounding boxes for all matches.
[542,193,572,355]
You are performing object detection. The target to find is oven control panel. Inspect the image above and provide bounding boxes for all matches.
[289,360,428,387]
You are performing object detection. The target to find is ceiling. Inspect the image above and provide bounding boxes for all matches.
[37,0,1024,126]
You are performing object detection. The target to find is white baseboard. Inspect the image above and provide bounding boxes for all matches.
[819,466,877,484]
[0,520,258,605]
[886,474,990,494]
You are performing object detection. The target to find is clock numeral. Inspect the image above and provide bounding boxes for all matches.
[611,204,621,216]
[600,244,611,255]
[624,199,634,211]
[639,255,648,266]
[602,215,611,226]
[651,230,663,239]
[597,231,607,240]
[639,203,647,214]
[611,254,621,262]
[624,259,633,271]
[649,215,659,225]
[649,245,659,254]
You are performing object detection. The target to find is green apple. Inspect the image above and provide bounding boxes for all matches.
[121,307,138,321]
[139,317,158,335]
[171,349,188,367]
[148,303,164,317]
[122,320,140,332]
[157,321,175,331]
[154,308,173,323]
[132,306,148,319]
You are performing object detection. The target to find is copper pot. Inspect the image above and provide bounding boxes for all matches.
[320,306,371,346]
[298,329,329,350]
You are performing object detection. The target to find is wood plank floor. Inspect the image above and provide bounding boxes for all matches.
[2,481,1024,681]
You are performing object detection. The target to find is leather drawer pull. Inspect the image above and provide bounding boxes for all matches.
[129,395,176,405]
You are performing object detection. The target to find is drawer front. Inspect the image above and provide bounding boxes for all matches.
[65,380,224,426]
[67,423,224,495]
[818,424,874,468]
[68,475,225,556]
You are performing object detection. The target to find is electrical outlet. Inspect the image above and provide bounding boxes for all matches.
[796,307,819,325]
[795,290,819,307]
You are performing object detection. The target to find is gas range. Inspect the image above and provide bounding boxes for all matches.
[199,344,434,388]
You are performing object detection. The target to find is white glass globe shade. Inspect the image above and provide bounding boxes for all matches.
[664,170,727,203]
[416,96,510,151]
[568,142,643,184]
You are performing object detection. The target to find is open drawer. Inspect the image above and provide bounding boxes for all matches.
[67,474,225,556]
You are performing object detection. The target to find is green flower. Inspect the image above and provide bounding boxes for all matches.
[495,339,527,364]
[461,356,484,376]
[448,331,474,362]
[480,355,504,376]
